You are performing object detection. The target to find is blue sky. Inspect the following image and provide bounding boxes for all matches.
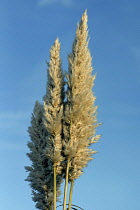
[0,0,140,210]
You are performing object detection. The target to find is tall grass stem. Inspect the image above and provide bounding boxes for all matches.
[63,159,70,210]
[68,181,74,210]
[53,166,57,210]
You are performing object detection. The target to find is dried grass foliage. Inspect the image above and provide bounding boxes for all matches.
[25,11,101,210]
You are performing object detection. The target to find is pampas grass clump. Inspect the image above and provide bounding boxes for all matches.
[25,10,101,210]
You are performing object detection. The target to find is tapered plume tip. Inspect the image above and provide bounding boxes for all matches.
[81,9,88,23]
[84,9,87,14]
[55,37,60,44]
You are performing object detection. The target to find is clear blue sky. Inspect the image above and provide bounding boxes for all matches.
[0,0,140,210]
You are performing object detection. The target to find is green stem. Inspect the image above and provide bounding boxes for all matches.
[53,166,56,210]
[68,181,74,210]
[63,159,70,210]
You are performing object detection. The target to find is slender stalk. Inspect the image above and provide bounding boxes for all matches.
[63,159,70,210]
[68,181,74,210]
[53,166,57,210]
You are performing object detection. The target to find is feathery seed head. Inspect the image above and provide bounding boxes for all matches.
[63,11,101,181]
[43,39,64,175]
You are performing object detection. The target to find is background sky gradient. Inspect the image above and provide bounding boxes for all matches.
[0,0,140,210]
